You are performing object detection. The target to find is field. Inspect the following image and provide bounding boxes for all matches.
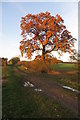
[2,62,79,119]
[17,62,79,90]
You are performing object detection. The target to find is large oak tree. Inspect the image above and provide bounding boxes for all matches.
[20,11,76,60]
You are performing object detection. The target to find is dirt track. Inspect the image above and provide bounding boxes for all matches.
[15,68,78,116]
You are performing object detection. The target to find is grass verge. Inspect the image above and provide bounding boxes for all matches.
[2,65,76,119]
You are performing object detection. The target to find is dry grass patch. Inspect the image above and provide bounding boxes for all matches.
[48,71,61,75]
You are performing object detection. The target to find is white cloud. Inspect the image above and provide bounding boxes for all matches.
[0,42,20,60]
[0,33,21,60]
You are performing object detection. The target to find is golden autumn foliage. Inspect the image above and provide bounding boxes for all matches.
[20,11,76,59]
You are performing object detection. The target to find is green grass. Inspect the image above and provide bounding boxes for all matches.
[51,63,78,71]
[52,63,78,90]
[2,65,76,119]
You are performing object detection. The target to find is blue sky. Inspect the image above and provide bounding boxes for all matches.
[0,2,78,61]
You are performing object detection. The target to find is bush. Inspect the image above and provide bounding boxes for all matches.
[30,60,49,73]
[50,57,57,65]
[16,57,57,73]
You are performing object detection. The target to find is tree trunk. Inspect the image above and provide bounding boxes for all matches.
[42,45,45,60]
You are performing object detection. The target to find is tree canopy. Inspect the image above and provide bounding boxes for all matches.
[20,11,76,60]
[69,50,80,62]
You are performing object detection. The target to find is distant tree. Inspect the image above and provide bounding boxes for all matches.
[20,11,76,60]
[9,57,20,65]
